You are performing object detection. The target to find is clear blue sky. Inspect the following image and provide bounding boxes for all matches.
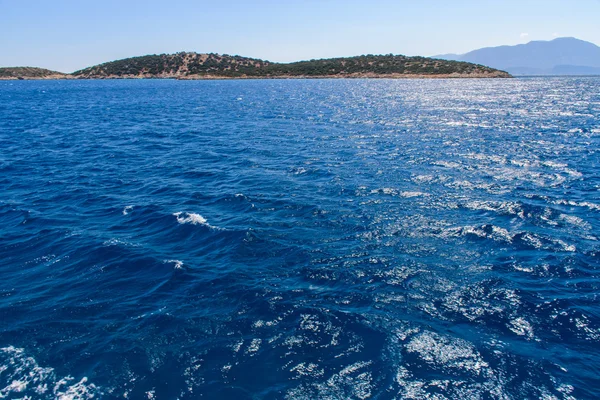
[1,0,599,72]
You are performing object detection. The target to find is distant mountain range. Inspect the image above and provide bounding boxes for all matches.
[435,37,600,75]
[0,53,511,80]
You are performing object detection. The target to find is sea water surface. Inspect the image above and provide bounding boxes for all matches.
[1,78,599,399]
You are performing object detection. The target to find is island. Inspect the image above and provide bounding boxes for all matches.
[1,53,512,80]
[0,67,66,80]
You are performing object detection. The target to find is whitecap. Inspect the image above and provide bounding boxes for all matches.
[400,191,428,198]
[174,211,207,225]
[122,205,133,215]
[463,200,525,218]
[164,259,184,270]
[553,199,600,211]
[445,224,514,244]
[0,346,99,399]
[173,211,221,230]
[558,213,591,230]
[433,160,461,169]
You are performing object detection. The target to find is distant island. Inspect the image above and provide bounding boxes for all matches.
[0,67,66,80]
[436,37,600,76]
[0,53,511,80]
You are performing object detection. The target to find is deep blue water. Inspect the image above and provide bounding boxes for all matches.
[1,78,599,399]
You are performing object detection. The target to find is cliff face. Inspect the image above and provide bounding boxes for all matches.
[71,52,511,79]
[0,67,66,80]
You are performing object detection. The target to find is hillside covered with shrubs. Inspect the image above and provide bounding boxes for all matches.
[72,52,511,78]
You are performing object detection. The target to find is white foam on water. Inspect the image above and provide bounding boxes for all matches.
[173,212,221,230]
[122,205,133,215]
[174,211,207,225]
[464,200,525,218]
[540,161,583,179]
[445,224,514,244]
[513,264,534,273]
[433,160,462,169]
[400,191,428,198]
[520,232,544,249]
[412,174,436,183]
[439,224,577,253]
[553,199,600,211]
[558,213,591,230]
[0,346,99,399]
[541,161,567,169]
[554,239,577,253]
[562,168,583,178]
[164,259,184,270]
[524,233,576,252]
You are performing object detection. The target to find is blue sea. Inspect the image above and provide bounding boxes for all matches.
[1,78,599,399]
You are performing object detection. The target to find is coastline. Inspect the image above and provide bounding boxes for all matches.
[0,74,68,81]
[0,71,511,81]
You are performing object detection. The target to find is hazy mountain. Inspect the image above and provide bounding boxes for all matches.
[435,37,600,75]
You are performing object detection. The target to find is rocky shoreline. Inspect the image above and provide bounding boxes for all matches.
[0,72,510,80]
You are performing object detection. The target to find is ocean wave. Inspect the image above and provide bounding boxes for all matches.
[2,78,599,398]
[173,211,222,230]
[0,346,99,399]
[436,223,578,252]
[164,259,184,269]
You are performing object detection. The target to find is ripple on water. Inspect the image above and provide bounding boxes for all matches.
[0,78,599,398]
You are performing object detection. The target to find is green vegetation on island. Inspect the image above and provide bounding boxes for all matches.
[1,53,511,80]
[0,67,66,79]
[71,52,511,79]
